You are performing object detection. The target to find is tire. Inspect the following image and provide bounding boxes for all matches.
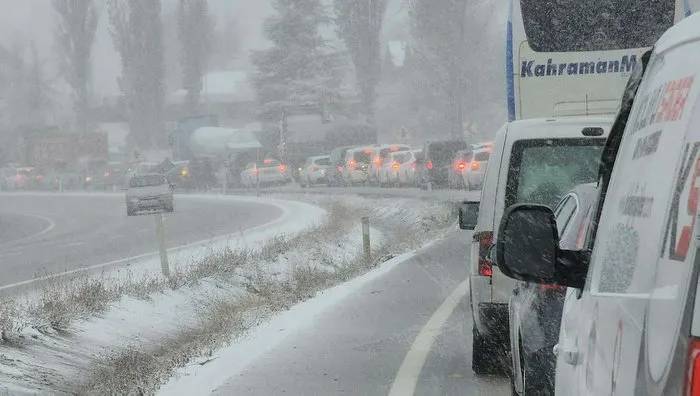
[126,204,135,216]
[521,347,555,396]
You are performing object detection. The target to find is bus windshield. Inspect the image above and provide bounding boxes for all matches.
[521,0,674,52]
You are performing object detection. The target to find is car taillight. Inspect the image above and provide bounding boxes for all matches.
[374,157,382,167]
[455,161,467,172]
[392,162,400,171]
[471,161,481,171]
[279,164,287,173]
[348,160,357,170]
[687,338,700,396]
[474,231,493,277]
[426,160,433,170]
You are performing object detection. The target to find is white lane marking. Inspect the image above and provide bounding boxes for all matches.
[0,213,56,248]
[389,279,470,396]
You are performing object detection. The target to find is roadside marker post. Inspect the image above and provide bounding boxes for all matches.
[155,213,170,278]
[362,216,371,263]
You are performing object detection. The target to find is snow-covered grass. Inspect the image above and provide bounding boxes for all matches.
[0,196,454,394]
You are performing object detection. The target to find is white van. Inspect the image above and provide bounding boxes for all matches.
[459,116,612,374]
[496,13,700,394]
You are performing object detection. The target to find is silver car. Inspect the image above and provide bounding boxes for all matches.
[125,174,174,216]
[508,183,597,395]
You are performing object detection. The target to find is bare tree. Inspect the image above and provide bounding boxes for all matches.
[108,0,166,149]
[334,0,388,126]
[53,0,98,133]
[177,0,212,115]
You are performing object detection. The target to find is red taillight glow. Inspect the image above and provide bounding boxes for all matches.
[476,231,494,277]
[471,161,481,171]
[279,164,287,173]
[425,160,433,170]
[455,161,467,171]
[348,160,357,170]
[686,338,700,396]
[373,157,382,166]
[411,162,416,170]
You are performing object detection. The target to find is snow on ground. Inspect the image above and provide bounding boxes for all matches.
[158,239,443,395]
[0,193,452,394]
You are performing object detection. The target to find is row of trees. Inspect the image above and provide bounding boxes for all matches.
[253,0,473,142]
[44,0,213,150]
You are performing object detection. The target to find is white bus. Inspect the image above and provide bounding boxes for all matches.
[507,0,699,121]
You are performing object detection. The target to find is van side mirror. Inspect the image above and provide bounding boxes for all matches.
[458,201,480,230]
[496,204,588,288]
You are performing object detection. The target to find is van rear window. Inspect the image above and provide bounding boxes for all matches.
[520,0,674,52]
[505,138,605,209]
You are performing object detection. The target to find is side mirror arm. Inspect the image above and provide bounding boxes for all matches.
[555,249,590,289]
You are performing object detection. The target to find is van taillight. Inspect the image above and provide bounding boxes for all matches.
[475,231,493,277]
[687,338,700,396]
[425,161,433,170]
[471,161,481,171]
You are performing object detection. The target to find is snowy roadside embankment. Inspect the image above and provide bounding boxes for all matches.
[0,196,453,395]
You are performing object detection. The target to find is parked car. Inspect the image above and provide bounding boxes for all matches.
[125,174,174,216]
[368,144,411,185]
[463,143,493,190]
[497,17,700,395]
[416,140,469,189]
[328,146,354,186]
[342,147,372,186]
[458,116,612,375]
[240,159,291,188]
[378,150,413,187]
[448,150,472,189]
[509,183,597,395]
[398,149,422,187]
[299,155,331,187]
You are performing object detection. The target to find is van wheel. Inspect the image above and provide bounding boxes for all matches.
[521,347,555,395]
[472,326,498,375]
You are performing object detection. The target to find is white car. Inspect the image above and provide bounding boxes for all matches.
[125,174,174,216]
[496,15,700,395]
[459,116,612,374]
[463,143,492,190]
[368,144,411,185]
[240,159,291,188]
[378,150,413,187]
[342,147,372,185]
[299,155,330,187]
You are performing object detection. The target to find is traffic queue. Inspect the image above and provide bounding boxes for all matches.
[243,140,493,191]
[458,13,700,396]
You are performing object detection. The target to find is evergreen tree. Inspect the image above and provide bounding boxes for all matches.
[252,0,344,120]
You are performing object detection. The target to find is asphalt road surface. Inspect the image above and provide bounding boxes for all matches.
[0,193,282,292]
[213,230,510,396]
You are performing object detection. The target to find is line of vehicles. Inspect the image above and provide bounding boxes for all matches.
[458,11,700,396]
[240,140,493,190]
